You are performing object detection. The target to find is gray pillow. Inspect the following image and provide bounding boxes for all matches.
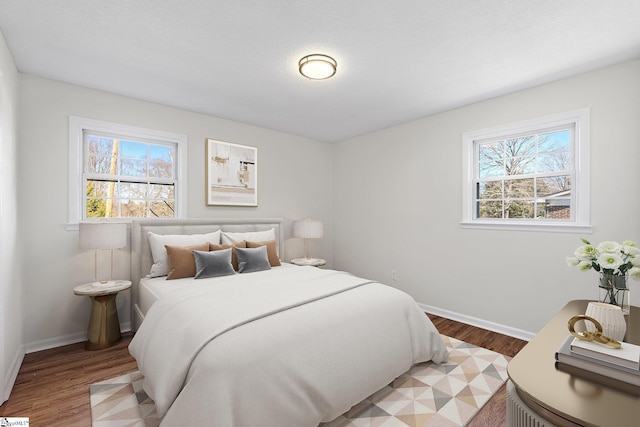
[235,245,271,273]
[193,249,236,279]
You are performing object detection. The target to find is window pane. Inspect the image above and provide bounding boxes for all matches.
[149,160,173,179]
[120,140,147,159]
[86,198,106,218]
[121,200,148,218]
[538,176,571,220]
[479,161,504,178]
[479,141,503,162]
[477,181,502,199]
[537,176,571,197]
[538,130,570,154]
[505,200,535,218]
[120,158,147,177]
[150,144,173,161]
[543,201,571,220]
[86,180,110,197]
[505,136,536,158]
[87,136,117,174]
[150,200,175,218]
[477,200,503,218]
[507,155,535,175]
[150,184,174,199]
[150,184,175,218]
[85,198,118,218]
[537,153,569,173]
[504,178,534,199]
[118,182,147,199]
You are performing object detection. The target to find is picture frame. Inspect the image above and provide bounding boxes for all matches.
[205,138,258,206]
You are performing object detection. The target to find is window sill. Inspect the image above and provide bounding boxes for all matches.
[460,221,592,234]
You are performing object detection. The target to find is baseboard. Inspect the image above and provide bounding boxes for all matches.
[420,303,535,342]
[22,304,534,353]
[26,321,132,354]
[2,344,25,405]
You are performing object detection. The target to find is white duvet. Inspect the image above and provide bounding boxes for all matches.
[129,266,448,427]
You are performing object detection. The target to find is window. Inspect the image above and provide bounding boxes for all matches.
[461,108,590,233]
[68,117,187,226]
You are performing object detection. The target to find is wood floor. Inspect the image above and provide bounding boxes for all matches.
[0,315,527,426]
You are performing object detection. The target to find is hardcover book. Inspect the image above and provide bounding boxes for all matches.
[555,336,640,393]
[570,337,640,370]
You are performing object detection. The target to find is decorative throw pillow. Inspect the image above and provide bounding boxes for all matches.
[235,245,271,273]
[246,240,281,267]
[209,241,247,271]
[165,243,210,280]
[193,249,236,279]
[221,228,276,246]
[148,230,221,277]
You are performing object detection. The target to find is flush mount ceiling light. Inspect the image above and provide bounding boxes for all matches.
[298,54,337,80]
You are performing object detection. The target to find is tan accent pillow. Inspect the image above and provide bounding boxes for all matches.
[165,243,210,280]
[209,241,247,271]
[246,240,281,267]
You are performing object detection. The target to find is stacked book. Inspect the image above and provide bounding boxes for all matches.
[555,335,640,394]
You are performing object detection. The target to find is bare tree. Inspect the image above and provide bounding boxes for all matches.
[85,136,175,218]
[477,132,570,219]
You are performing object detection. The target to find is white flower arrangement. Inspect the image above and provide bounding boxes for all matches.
[566,238,640,280]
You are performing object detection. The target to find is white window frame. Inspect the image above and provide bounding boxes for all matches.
[68,116,187,228]
[461,108,591,233]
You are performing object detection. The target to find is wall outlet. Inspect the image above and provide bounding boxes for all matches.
[391,270,398,281]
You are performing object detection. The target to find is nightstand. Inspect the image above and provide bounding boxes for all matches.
[507,300,640,426]
[290,258,326,267]
[74,280,131,350]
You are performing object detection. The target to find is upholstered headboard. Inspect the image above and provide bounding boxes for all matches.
[130,218,284,330]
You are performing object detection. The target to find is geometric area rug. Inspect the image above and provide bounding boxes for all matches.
[89,335,510,427]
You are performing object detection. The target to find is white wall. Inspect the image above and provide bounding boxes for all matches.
[10,53,640,353]
[18,75,333,350]
[0,30,24,404]
[333,59,640,336]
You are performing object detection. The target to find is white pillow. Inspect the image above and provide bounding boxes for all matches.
[221,228,276,246]
[148,230,222,277]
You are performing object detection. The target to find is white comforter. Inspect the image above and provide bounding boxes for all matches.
[129,266,448,427]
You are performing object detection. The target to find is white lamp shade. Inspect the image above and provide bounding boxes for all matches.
[79,222,127,250]
[293,219,323,239]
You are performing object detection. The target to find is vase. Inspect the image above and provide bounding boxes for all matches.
[585,301,627,341]
[599,273,630,315]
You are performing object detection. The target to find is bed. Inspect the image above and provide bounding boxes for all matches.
[128,218,448,426]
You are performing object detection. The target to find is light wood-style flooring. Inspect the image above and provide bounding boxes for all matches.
[0,314,527,426]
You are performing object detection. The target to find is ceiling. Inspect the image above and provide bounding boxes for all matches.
[1,1,639,143]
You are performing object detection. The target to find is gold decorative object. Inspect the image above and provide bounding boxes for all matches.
[568,314,621,349]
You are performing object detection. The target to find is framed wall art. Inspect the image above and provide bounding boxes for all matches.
[205,138,257,206]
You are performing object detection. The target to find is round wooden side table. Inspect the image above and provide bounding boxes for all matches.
[74,280,131,351]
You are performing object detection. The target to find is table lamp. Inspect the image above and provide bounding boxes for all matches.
[293,219,323,260]
[79,222,127,285]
